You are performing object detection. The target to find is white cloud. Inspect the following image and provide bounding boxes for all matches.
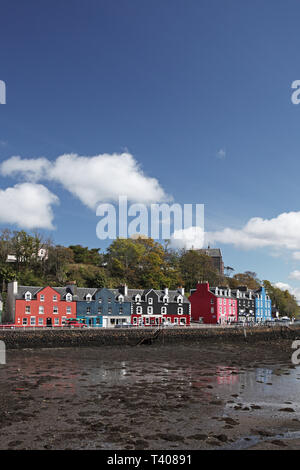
[170,226,205,249]
[0,153,169,209]
[206,211,300,251]
[1,156,51,182]
[292,252,300,260]
[0,183,58,229]
[289,270,300,281]
[274,282,300,302]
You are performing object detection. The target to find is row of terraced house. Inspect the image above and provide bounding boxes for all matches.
[1,281,272,327]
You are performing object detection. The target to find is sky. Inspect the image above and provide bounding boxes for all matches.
[1,0,300,297]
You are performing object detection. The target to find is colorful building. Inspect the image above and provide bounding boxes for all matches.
[189,282,237,324]
[4,282,77,327]
[76,286,131,327]
[231,286,255,323]
[254,286,272,322]
[127,286,191,326]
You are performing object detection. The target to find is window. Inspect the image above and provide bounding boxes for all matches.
[147,306,153,315]
[66,293,72,302]
[39,306,44,315]
[53,306,58,314]
[98,298,102,304]
[38,318,44,326]
[145,317,150,325]
[174,317,178,324]
[25,292,31,301]
[30,317,36,326]
[119,307,123,314]
[40,295,44,302]
[148,298,153,305]
[54,318,59,326]
[22,318,28,325]
[178,307,183,315]
[86,307,91,314]
[133,317,137,324]
[163,296,168,303]
[161,306,167,314]
[135,295,141,303]
[66,306,71,315]
[108,297,112,303]
[177,296,183,304]
[62,317,66,325]
[53,295,57,302]
[137,306,142,314]
[210,299,214,304]
[98,307,102,314]
[108,308,112,314]
[25,306,31,314]
[211,307,214,314]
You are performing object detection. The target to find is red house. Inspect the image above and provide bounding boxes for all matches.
[189,282,237,324]
[5,282,77,327]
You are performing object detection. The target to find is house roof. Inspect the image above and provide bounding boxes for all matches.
[14,285,189,303]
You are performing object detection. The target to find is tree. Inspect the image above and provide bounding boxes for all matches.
[179,250,221,292]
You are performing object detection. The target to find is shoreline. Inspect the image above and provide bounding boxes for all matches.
[0,324,299,350]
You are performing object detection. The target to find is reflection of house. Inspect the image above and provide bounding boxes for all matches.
[231,286,255,323]
[197,248,224,275]
[189,282,237,324]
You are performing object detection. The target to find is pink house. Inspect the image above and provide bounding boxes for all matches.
[189,282,237,324]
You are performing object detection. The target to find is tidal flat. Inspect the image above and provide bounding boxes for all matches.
[0,341,300,450]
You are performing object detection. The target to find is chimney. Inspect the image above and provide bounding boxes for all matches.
[164,287,169,295]
[178,286,185,296]
[120,284,128,296]
[12,280,18,295]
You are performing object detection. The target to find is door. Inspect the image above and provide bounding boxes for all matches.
[46,317,52,327]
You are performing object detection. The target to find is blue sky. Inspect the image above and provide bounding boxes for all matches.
[1,0,300,296]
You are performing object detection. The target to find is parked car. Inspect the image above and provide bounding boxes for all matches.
[66,319,87,328]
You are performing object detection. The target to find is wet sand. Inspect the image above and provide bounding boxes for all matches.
[0,340,300,450]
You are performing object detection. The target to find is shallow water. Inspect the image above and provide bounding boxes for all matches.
[0,343,299,449]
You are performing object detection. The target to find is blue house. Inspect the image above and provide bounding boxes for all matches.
[75,285,131,327]
[254,286,272,322]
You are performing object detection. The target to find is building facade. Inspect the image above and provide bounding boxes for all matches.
[189,282,237,324]
[197,248,224,275]
[127,287,191,326]
[254,286,272,322]
[231,286,255,323]
[5,283,77,327]
[76,287,131,327]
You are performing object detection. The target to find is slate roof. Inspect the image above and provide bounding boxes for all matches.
[14,285,190,304]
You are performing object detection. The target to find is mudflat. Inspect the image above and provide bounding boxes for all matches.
[0,340,299,450]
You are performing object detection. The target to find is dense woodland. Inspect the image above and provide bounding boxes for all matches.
[0,229,298,318]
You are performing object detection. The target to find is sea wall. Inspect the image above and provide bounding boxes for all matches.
[0,325,300,349]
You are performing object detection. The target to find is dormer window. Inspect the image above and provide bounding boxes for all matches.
[86,294,92,302]
[135,295,141,303]
[177,296,183,304]
[25,292,32,301]
[163,296,168,304]
[66,293,72,302]
[118,295,124,303]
